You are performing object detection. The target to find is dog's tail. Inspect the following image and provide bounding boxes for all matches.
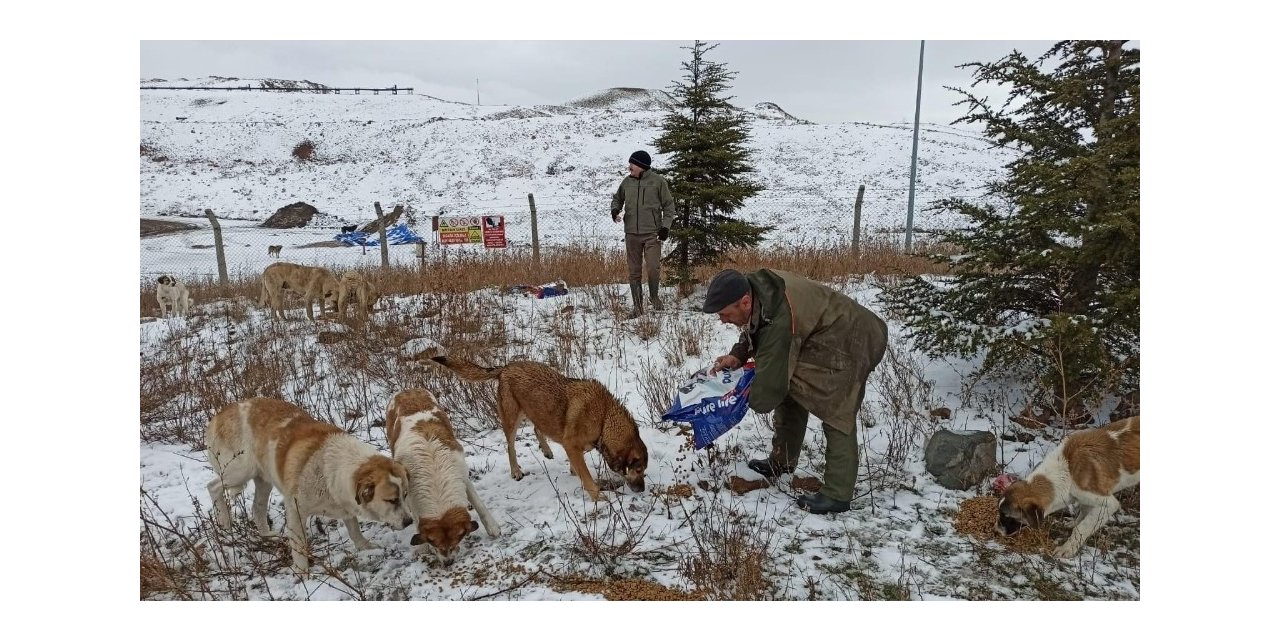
[430,356,503,381]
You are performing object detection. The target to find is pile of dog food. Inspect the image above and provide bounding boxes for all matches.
[549,574,703,601]
[726,475,770,495]
[663,483,694,498]
[790,476,822,493]
[954,495,1052,554]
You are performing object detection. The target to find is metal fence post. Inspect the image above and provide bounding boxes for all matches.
[205,209,229,285]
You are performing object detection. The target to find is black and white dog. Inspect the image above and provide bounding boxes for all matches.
[156,275,192,317]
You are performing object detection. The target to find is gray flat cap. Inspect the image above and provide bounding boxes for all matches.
[702,269,750,313]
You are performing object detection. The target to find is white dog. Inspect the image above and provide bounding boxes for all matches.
[206,397,415,571]
[997,416,1140,558]
[386,388,500,566]
[155,275,191,317]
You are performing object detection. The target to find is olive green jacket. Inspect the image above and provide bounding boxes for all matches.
[729,269,889,435]
[610,169,675,235]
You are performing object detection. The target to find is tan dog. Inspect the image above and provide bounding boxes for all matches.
[258,262,340,321]
[997,416,1140,558]
[430,356,647,501]
[337,271,379,321]
[386,389,500,565]
[155,275,191,317]
[205,397,414,571]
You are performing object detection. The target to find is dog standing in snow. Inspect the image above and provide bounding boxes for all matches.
[155,275,191,317]
[996,416,1139,558]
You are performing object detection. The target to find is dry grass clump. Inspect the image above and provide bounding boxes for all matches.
[549,574,703,601]
[954,495,1052,554]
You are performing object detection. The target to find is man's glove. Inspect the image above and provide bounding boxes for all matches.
[658,227,669,241]
[611,210,620,223]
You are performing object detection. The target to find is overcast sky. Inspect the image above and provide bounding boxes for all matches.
[140,40,1064,126]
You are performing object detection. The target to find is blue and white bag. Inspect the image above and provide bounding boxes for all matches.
[661,363,756,449]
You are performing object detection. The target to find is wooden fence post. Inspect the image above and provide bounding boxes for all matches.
[374,202,390,268]
[527,193,541,267]
[852,185,865,261]
[206,209,229,285]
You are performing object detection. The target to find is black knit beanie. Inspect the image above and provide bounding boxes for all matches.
[628,150,652,170]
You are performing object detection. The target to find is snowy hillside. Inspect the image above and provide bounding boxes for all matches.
[140,77,1015,247]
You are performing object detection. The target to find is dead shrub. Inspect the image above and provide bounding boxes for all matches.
[678,498,773,599]
[292,140,315,161]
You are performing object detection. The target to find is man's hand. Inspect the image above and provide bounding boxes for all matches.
[658,227,669,241]
[709,354,741,373]
[611,210,621,223]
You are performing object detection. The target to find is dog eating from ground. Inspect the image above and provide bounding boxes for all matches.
[259,262,340,321]
[267,245,282,258]
[337,271,379,321]
[155,275,192,317]
[385,388,500,565]
[205,397,414,571]
[996,416,1140,558]
[341,224,358,234]
[430,356,648,501]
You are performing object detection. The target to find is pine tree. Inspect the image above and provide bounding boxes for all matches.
[654,40,770,294]
[881,41,1139,423]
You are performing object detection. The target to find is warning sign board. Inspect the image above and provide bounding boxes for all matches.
[483,216,507,249]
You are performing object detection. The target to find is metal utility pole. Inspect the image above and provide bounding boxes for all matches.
[905,40,925,252]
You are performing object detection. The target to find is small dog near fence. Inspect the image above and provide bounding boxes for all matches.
[341,224,358,234]
[155,275,192,317]
[267,245,282,258]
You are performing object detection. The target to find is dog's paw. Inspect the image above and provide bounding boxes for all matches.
[511,469,525,481]
[1052,544,1079,559]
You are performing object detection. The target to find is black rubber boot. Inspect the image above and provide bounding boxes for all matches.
[747,458,795,479]
[796,493,851,514]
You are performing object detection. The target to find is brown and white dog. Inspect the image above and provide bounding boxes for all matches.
[997,416,1140,558]
[385,388,500,566]
[156,275,191,317]
[206,397,414,571]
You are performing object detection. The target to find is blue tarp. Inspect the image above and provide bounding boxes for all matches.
[334,223,424,247]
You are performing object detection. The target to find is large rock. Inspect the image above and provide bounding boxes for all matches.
[262,201,319,229]
[924,430,997,490]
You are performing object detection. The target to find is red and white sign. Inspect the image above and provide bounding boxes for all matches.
[483,216,507,249]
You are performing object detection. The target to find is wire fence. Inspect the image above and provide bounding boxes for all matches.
[139,189,998,285]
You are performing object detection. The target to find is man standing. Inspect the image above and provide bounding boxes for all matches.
[611,150,675,318]
[703,268,888,514]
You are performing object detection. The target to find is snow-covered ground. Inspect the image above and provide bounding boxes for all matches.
[139,279,1139,601]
